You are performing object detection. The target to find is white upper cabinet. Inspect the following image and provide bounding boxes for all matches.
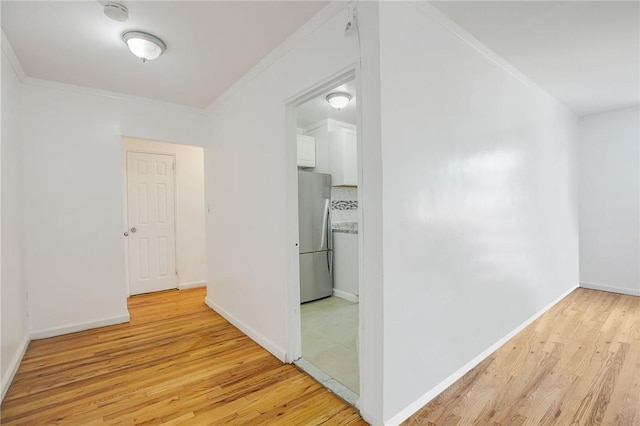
[297,134,316,168]
[329,128,357,186]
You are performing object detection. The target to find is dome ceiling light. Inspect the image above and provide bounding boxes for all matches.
[122,31,166,62]
[326,92,352,110]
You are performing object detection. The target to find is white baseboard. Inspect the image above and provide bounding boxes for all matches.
[179,281,207,290]
[30,313,131,340]
[385,284,579,426]
[204,297,286,362]
[580,281,640,296]
[1,334,30,402]
[333,289,359,303]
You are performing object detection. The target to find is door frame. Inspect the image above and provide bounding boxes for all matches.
[284,65,362,377]
[122,147,179,297]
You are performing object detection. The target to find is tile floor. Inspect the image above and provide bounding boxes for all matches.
[301,296,359,395]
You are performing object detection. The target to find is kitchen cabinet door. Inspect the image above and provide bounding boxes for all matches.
[328,129,357,186]
[297,134,316,167]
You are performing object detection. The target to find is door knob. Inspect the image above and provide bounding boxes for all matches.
[130,227,137,233]
[124,231,129,237]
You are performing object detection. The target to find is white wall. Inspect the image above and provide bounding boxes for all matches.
[22,83,207,337]
[376,3,579,422]
[356,3,385,423]
[579,107,640,295]
[122,137,206,290]
[202,0,358,370]
[1,46,29,400]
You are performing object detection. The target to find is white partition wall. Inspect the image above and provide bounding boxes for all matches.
[355,3,385,422]
[202,4,358,363]
[375,3,579,423]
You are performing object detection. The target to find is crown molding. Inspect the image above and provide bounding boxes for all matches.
[23,77,207,116]
[205,0,351,114]
[407,1,574,116]
[3,1,352,117]
[407,1,537,89]
[1,30,27,82]
[2,30,204,116]
[303,118,357,134]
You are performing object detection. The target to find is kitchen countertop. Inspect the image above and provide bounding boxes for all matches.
[332,222,358,234]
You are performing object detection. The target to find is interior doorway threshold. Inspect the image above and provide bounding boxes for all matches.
[294,358,359,407]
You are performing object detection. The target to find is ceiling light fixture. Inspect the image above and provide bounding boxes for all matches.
[326,92,352,110]
[122,31,166,62]
[104,2,129,22]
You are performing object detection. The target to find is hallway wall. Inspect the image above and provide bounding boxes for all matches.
[375,3,579,422]
[1,44,29,400]
[579,106,640,296]
[202,3,358,363]
[21,83,207,337]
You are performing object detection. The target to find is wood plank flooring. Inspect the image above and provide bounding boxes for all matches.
[403,288,640,425]
[1,288,366,425]
[4,287,638,425]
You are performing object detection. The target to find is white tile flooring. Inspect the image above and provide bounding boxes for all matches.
[300,296,359,397]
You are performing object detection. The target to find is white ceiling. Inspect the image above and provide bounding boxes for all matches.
[296,79,357,128]
[430,1,640,116]
[3,1,638,116]
[1,1,329,109]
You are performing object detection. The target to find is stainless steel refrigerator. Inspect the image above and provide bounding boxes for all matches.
[298,171,333,303]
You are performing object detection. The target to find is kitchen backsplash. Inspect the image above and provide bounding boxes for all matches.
[331,187,358,223]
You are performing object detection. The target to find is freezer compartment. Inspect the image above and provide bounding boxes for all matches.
[299,250,333,303]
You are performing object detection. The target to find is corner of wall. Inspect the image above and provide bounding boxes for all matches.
[383,284,578,425]
[204,1,350,113]
[355,1,386,425]
[1,30,27,82]
[0,334,30,402]
[179,281,206,290]
[204,296,287,362]
[1,30,30,404]
[30,313,130,340]
[580,281,640,297]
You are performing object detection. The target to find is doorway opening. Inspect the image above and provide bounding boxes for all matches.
[122,137,206,297]
[288,72,361,405]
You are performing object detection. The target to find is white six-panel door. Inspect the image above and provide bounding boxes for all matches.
[126,152,177,295]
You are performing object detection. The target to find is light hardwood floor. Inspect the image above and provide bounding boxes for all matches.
[403,288,640,425]
[1,288,366,425]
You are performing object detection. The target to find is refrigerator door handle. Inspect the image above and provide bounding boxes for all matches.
[327,203,333,251]
[320,198,330,250]
[325,199,333,276]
